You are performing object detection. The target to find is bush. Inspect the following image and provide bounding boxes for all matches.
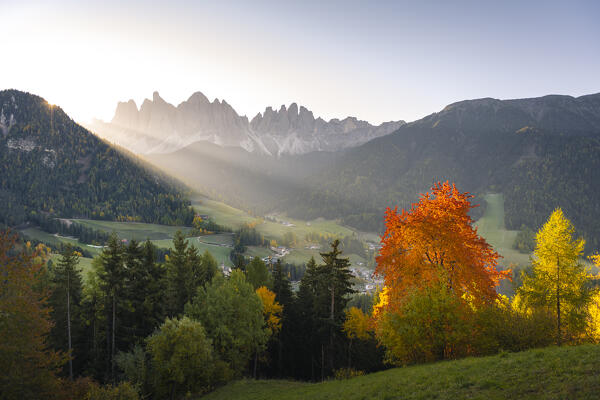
[146,317,216,398]
[472,299,556,354]
[333,368,365,380]
[376,285,474,365]
[86,381,139,400]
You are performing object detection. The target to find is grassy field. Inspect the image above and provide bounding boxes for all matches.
[193,196,356,242]
[202,344,600,400]
[193,195,369,266]
[73,219,191,240]
[151,236,233,267]
[21,227,103,257]
[475,194,531,269]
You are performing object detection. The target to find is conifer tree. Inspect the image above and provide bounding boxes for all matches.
[165,231,193,316]
[519,208,591,344]
[246,257,273,289]
[98,233,126,380]
[317,239,355,375]
[50,245,83,380]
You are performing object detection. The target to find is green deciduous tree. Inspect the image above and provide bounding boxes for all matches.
[185,270,267,375]
[146,317,215,399]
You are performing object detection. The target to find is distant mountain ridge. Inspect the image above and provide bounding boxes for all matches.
[91,91,405,156]
[145,91,600,252]
[0,89,194,226]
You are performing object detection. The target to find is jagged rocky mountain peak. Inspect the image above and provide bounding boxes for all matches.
[93,90,406,156]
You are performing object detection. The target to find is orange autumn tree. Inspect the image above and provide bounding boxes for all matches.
[375,181,509,310]
[373,182,511,364]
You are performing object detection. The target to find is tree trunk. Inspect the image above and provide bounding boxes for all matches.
[112,294,116,380]
[556,256,561,345]
[253,350,258,379]
[170,382,176,400]
[321,343,325,382]
[330,284,335,373]
[67,275,73,380]
[348,339,352,369]
[278,336,283,378]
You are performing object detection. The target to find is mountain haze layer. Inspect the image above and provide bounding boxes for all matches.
[145,92,600,252]
[91,91,405,156]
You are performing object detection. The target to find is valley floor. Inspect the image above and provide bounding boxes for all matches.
[201,344,600,400]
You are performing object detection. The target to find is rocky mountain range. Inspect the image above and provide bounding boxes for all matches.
[89,91,405,156]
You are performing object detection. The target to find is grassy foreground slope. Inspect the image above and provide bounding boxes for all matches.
[202,344,600,400]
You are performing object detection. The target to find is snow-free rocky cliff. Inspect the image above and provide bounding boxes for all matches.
[90,91,405,156]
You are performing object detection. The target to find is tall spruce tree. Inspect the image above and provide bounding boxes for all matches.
[49,245,83,380]
[98,233,126,381]
[270,259,294,376]
[165,231,193,317]
[317,240,355,377]
[296,256,319,380]
[123,239,166,345]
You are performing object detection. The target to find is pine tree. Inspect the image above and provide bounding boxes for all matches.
[123,239,154,345]
[98,233,126,380]
[296,256,320,381]
[165,231,191,316]
[519,208,591,344]
[317,239,355,376]
[50,245,83,380]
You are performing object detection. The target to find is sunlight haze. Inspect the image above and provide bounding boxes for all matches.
[1,0,599,124]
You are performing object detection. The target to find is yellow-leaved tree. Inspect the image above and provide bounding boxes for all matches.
[343,307,371,368]
[254,286,283,378]
[256,286,283,336]
[518,208,591,344]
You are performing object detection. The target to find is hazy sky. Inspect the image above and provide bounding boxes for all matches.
[1,0,599,124]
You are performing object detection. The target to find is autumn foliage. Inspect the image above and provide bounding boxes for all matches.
[375,182,510,311]
[0,231,66,399]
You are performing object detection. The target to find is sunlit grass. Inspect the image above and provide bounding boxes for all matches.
[201,344,600,400]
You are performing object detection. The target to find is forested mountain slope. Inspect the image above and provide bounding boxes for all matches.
[0,90,194,226]
[287,93,600,247]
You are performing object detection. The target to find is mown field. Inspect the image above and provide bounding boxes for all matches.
[192,195,369,266]
[201,344,600,400]
[21,193,535,275]
[73,219,191,240]
[475,193,531,268]
[152,234,234,267]
[20,227,103,257]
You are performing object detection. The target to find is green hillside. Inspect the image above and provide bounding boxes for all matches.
[202,344,600,400]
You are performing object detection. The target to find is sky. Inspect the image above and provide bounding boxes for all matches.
[1,0,599,125]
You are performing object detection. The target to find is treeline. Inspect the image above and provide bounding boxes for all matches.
[2,229,381,399]
[190,215,232,235]
[235,222,266,247]
[29,213,110,245]
[7,183,600,399]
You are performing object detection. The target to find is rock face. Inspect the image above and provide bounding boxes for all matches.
[249,103,405,155]
[92,91,405,156]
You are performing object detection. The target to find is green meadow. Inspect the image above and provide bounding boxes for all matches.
[201,344,600,400]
